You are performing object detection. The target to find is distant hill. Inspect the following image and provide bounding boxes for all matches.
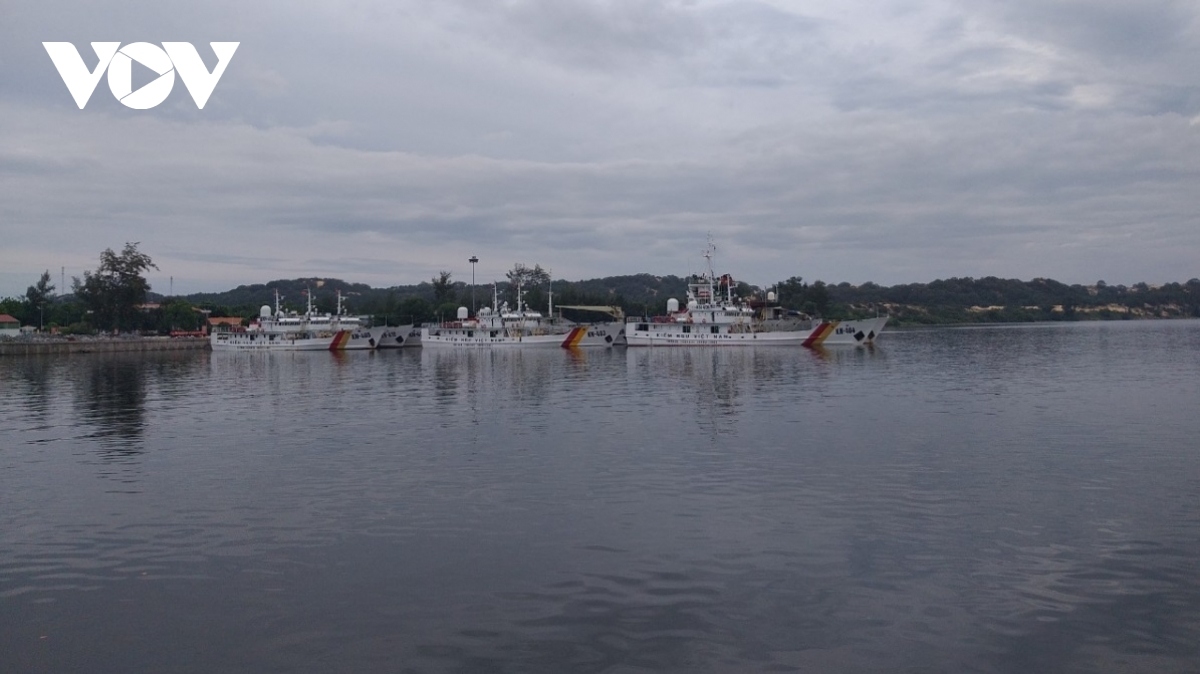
[825,277,1200,324]
[178,274,1200,326]
[179,274,697,324]
[184,278,382,315]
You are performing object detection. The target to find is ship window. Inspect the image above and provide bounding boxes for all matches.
[682,325,691,333]
[467,331,474,337]
[711,326,719,334]
[636,324,648,331]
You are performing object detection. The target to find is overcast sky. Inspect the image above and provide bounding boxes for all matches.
[2,0,1199,297]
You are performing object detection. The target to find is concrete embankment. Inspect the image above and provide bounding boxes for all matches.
[0,337,210,356]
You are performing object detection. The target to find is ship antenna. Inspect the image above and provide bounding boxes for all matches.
[701,234,717,306]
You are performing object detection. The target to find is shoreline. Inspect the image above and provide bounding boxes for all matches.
[0,336,210,356]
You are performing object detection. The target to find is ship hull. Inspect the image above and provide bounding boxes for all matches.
[625,317,888,347]
[210,330,354,351]
[421,322,620,348]
[370,324,419,349]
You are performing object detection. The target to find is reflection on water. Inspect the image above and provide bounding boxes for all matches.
[2,323,1200,673]
[0,352,211,458]
[627,345,886,436]
[74,356,149,453]
[807,342,883,364]
[4,356,57,419]
[70,352,211,456]
[422,347,566,407]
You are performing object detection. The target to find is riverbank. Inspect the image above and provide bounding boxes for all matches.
[0,336,209,356]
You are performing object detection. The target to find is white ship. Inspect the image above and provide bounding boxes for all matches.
[209,327,356,351]
[624,243,887,347]
[371,324,420,349]
[421,283,621,348]
[210,290,380,351]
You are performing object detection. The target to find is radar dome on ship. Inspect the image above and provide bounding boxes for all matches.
[457,307,469,320]
[667,298,679,313]
[260,305,272,318]
[687,299,699,310]
[767,291,776,302]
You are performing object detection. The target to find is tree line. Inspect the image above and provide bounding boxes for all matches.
[0,243,201,335]
[824,276,1200,324]
[4,245,1199,334]
[179,271,1200,327]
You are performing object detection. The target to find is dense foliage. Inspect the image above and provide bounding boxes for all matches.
[5,264,1199,334]
[73,243,159,332]
[172,274,1200,327]
[826,277,1200,324]
[0,245,206,336]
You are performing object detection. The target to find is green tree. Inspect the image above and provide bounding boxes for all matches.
[505,263,550,307]
[431,271,454,305]
[808,280,831,316]
[398,297,434,325]
[776,276,806,309]
[774,276,830,315]
[73,243,158,332]
[0,297,25,325]
[161,299,199,332]
[506,263,550,288]
[25,270,55,330]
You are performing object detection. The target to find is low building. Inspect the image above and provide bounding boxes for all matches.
[0,314,21,339]
[207,316,244,332]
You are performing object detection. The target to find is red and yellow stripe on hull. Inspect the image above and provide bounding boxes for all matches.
[560,327,587,348]
[328,330,352,350]
[802,321,839,348]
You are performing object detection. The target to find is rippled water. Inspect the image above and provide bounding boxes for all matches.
[3,321,1200,673]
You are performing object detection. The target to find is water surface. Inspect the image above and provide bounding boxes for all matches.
[3,320,1199,672]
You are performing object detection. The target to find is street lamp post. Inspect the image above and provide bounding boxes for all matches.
[469,256,479,316]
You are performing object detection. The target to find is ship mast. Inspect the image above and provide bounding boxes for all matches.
[701,237,717,307]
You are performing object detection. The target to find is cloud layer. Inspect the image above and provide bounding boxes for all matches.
[3,0,1198,295]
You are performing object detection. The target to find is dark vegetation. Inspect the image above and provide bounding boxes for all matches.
[4,248,1199,333]
[1,243,203,335]
[177,273,1200,327]
[828,277,1200,324]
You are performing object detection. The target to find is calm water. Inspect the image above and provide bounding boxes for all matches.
[2,321,1200,673]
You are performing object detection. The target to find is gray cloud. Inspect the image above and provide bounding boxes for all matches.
[2,0,1199,296]
[437,0,709,71]
[980,0,1197,63]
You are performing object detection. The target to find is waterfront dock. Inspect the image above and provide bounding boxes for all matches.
[0,337,209,356]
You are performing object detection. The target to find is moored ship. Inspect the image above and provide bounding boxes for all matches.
[421,283,621,348]
[371,324,420,349]
[210,290,382,351]
[624,243,887,347]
